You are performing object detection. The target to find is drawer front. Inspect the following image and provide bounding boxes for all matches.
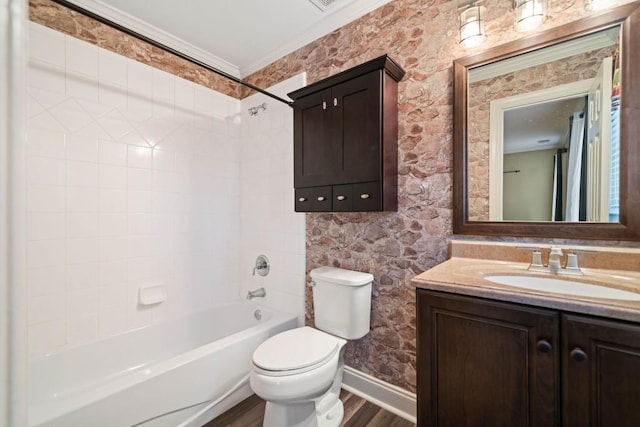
[333,182,381,212]
[351,181,381,211]
[295,186,332,212]
[332,184,353,212]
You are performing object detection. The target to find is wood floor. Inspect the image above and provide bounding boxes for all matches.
[206,389,415,427]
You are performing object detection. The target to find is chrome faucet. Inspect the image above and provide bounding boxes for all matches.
[246,287,266,300]
[517,246,596,275]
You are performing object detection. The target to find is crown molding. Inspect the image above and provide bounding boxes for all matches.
[239,0,393,77]
[65,0,241,78]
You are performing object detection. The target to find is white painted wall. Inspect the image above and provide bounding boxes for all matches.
[239,75,307,324]
[26,22,245,357]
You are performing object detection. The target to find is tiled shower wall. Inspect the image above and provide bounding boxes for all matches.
[27,22,242,356]
[239,75,306,323]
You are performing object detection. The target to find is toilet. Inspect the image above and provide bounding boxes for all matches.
[250,266,373,427]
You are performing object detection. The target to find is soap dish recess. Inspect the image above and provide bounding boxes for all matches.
[139,285,167,305]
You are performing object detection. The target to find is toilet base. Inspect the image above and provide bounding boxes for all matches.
[263,397,343,427]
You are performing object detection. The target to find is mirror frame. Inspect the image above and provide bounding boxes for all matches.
[453,2,640,241]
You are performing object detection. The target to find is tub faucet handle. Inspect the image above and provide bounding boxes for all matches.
[252,255,270,276]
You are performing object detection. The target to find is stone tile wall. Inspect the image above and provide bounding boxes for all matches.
[29,0,242,98]
[244,0,637,392]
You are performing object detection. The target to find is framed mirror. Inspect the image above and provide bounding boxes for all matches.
[453,2,640,240]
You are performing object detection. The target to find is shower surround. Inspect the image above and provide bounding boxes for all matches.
[26,18,305,358]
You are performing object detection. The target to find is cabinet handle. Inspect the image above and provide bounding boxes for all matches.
[298,197,307,202]
[336,195,346,201]
[360,193,371,199]
[322,101,327,110]
[333,97,338,107]
[570,348,587,362]
[317,196,326,201]
[536,340,552,353]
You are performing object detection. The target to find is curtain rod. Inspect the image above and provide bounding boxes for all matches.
[50,0,294,107]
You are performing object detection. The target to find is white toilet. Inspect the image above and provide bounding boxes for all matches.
[250,266,373,427]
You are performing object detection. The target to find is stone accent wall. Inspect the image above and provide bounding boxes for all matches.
[244,0,635,392]
[467,46,616,221]
[28,0,243,98]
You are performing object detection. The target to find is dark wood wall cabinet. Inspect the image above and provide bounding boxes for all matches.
[288,55,405,212]
[416,289,640,427]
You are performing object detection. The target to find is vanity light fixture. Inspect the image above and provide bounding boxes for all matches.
[586,0,617,10]
[459,3,487,48]
[514,0,547,32]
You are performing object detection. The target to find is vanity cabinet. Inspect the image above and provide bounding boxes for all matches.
[288,55,405,212]
[417,289,640,427]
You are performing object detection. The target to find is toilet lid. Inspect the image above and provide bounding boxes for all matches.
[253,327,340,372]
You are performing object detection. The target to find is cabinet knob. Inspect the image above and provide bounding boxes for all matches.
[333,97,338,107]
[360,193,371,199]
[570,348,587,362]
[322,101,327,110]
[336,195,346,201]
[536,340,552,353]
[298,197,307,202]
[317,196,326,201]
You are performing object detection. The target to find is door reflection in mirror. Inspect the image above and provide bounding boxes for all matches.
[467,26,620,222]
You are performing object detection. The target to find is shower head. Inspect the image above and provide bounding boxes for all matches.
[248,103,267,116]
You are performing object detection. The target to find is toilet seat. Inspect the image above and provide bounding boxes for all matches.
[252,327,340,377]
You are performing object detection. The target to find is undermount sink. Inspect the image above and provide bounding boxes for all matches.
[485,275,640,301]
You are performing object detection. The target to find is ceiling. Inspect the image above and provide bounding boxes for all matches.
[504,97,586,154]
[68,0,391,77]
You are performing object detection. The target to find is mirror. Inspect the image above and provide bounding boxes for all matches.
[453,2,640,240]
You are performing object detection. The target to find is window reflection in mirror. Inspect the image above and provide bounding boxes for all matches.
[467,26,620,223]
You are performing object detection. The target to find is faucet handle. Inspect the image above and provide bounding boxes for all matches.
[564,248,597,274]
[516,246,544,269]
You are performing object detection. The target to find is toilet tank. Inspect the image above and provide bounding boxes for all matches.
[310,266,373,340]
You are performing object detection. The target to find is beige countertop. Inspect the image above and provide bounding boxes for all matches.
[412,243,640,323]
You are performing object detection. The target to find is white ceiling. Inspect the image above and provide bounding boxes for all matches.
[504,97,586,154]
[68,0,392,77]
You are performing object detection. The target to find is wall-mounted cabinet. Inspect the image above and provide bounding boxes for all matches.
[417,290,640,426]
[288,55,405,212]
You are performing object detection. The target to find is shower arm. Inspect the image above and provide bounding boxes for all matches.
[49,0,294,107]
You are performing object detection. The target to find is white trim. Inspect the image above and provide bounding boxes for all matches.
[469,27,619,83]
[488,79,594,220]
[1,0,28,425]
[65,0,241,77]
[239,0,392,77]
[341,366,417,424]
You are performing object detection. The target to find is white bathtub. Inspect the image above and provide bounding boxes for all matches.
[29,302,297,427]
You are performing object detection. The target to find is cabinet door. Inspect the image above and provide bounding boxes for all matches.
[332,71,381,183]
[293,88,336,187]
[417,290,559,427]
[563,314,640,427]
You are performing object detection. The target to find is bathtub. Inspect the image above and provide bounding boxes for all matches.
[29,302,297,427]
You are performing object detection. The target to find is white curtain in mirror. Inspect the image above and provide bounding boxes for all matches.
[564,112,585,221]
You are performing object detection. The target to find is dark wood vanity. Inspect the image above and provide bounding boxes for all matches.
[435,2,640,420]
[288,55,405,212]
[416,289,640,427]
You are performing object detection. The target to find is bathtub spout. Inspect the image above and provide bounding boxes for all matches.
[246,287,266,299]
